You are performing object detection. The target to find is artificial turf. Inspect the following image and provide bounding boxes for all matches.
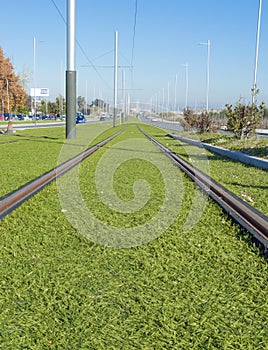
[0,122,267,349]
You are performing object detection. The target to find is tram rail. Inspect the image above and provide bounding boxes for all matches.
[0,131,121,220]
[1,124,267,253]
[139,125,268,252]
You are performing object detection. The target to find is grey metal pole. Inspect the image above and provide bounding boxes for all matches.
[85,79,88,116]
[183,62,189,109]
[174,73,177,122]
[33,37,37,125]
[199,40,210,111]
[6,79,10,117]
[162,87,164,121]
[206,40,210,112]
[113,31,118,128]
[66,0,76,139]
[167,81,170,118]
[121,69,125,124]
[252,0,262,105]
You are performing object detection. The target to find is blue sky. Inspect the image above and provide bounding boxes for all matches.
[1,0,268,110]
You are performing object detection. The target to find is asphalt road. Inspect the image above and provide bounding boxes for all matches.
[140,117,268,138]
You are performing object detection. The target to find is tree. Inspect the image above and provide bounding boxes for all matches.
[183,108,197,130]
[0,47,27,114]
[39,100,47,115]
[91,98,107,109]
[56,95,66,115]
[183,108,220,133]
[198,111,214,133]
[225,100,265,139]
[77,95,85,112]
[47,101,57,115]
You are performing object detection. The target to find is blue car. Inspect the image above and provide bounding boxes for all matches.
[76,115,86,124]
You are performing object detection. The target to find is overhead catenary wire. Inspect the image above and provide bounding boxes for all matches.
[49,0,110,88]
[50,0,140,99]
[129,0,138,107]
[130,0,138,70]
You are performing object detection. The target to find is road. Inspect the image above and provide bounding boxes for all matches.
[141,117,268,138]
[140,117,184,132]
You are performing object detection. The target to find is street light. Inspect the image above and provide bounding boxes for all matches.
[33,37,44,124]
[5,78,13,134]
[174,73,177,122]
[33,36,36,123]
[5,78,10,118]
[199,39,210,111]
[252,0,262,105]
[162,87,165,121]
[167,81,170,118]
[113,30,118,127]
[182,63,189,110]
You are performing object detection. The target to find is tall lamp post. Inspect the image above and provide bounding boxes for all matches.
[33,37,37,123]
[5,78,10,118]
[182,63,189,110]
[66,0,76,139]
[162,87,165,121]
[174,73,177,122]
[252,0,262,105]
[199,40,210,112]
[33,37,44,124]
[5,78,13,134]
[113,30,118,127]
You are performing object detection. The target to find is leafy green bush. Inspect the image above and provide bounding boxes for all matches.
[225,101,265,139]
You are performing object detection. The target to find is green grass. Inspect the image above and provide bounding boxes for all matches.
[172,130,268,159]
[0,122,114,196]
[0,123,268,349]
[0,128,65,196]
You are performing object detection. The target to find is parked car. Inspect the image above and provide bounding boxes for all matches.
[41,115,50,120]
[100,116,106,121]
[76,115,86,124]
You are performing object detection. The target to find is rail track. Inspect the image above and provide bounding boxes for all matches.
[0,130,121,220]
[138,126,268,253]
[1,124,267,253]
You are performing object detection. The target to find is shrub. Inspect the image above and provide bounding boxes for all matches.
[225,101,265,140]
[183,109,219,133]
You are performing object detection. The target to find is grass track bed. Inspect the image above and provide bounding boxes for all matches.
[0,122,115,197]
[0,123,268,349]
[140,124,268,216]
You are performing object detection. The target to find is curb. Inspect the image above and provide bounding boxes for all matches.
[168,134,268,170]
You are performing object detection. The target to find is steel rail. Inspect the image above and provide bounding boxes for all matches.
[139,126,268,251]
[0,131,121,220]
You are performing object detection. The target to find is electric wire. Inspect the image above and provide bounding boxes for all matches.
[50,0,140,95]
[130,0,138,70]
[49,0,111,88]
[130,0,138,100]
[50,0,66,23]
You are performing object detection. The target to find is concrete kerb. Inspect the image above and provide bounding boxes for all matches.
[168,134,268,170]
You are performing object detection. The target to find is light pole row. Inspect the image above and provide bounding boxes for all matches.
[151,50,205,119]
